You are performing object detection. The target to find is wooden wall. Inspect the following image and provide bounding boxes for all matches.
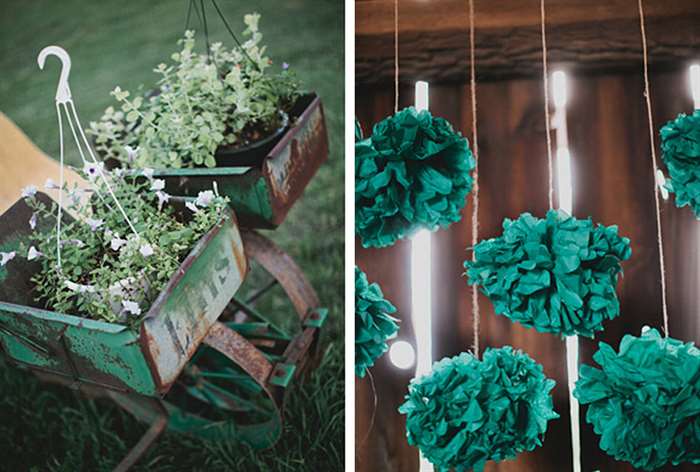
[355,69,700,471]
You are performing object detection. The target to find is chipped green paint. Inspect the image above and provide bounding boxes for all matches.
[0,301,157,394]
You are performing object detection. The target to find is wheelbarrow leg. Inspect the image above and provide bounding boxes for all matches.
[113,397,168,472]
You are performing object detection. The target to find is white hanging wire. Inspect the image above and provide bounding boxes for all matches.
[38,46,146,272]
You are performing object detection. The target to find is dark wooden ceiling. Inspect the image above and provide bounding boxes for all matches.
[356,0,700,83]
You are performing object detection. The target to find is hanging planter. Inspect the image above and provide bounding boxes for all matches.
[355,107,475,248]
[89,14,329,228]
[574,327,700,470]
[465,210,632,337]
[399,347,559,472]
[659,110,700,218]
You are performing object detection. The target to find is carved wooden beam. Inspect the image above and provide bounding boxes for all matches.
[356,0,700,84]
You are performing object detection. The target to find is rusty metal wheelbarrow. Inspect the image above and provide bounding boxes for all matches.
[0,193,327,470]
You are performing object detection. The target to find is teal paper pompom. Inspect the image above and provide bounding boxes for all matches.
[399,347,558,472]
[355,107,475,248]
[355,266,399,377]
[660,110,700,218]
[465,210,631,337]
[574,328,700,470]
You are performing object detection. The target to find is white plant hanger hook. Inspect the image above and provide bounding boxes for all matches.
[37,45,143,272]
[38,46,72,104]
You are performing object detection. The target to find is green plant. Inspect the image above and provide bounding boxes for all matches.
[11,165,227,326]
[88,13,300,169]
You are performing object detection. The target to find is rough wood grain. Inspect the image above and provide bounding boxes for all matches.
[356,0,700,84]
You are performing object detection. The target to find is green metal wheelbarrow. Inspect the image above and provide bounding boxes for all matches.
[0,193,327,470]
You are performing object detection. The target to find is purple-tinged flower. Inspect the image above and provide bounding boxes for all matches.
[124,145,139,163]
[155,191,170,211]
[83,162,105,181]
[86,218,104,231]
[110,237,127,251]
[27,246,43,261]
[63,239,85,248]
[29,213,37,230]
[64,280,95,293]
[122,300,142,316]
[142,168,155,179]
[151,179,165,191]
[21,185,37,198]
[195,190,215,207]
[282,62,289,70]
[45,178,59,190]
[139,244,154,257]
[0,251,16,266]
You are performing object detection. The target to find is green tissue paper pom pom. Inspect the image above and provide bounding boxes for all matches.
[399,347,558,472]
[465,209,631,337]
[355,118,363,142]
[660,110,700,218]
[574,328,700,470]
[355,266,399,377]
[355,107,475,248]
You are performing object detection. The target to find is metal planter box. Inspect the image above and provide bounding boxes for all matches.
[154,93,329,228]
[0,193,247,396]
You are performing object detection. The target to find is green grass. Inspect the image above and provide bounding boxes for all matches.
[0,0,344,470]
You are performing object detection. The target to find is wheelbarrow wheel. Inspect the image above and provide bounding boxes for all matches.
[113,230,325,450]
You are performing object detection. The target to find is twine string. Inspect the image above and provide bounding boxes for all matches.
[468,0,480,359]
[357,370,378,451]
[541,0,554,209]
[637,0,669,336]
[394,0,399,114]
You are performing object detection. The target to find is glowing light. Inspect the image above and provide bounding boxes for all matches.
[552,70,568,108]
[690,64,700,110]
[411,228,432,378]
[389,340,416,369]
[415,81,429,112]
[413,81,434,472]
[557,147,573,214]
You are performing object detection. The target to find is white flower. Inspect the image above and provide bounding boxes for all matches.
[151,179,165,191]
[141,168,155,179]
[63,239,85,248]
[64,280,95,293]
[45,178,59,190]
[86,218,104,231]
[139,243,154,257]
[21,185,37,198]
[155,191,170,211]
[122,300,142,316]
[83,162,105,181]
[195,190,215,207]
[124,145,139,163]
[27,246,42,261]
[29,212,37,230]
[185,201,200,213]
[0,251,16,266]
[110,237,127,251]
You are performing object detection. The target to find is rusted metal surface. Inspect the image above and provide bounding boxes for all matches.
[263,93,330,226]
[240,229,319,319]
[154,93,329,229]
[203,321,273,385]
[140,207,248,394]
[112,396,168,472]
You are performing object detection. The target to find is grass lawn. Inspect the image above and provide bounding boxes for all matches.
[0,0,344,470]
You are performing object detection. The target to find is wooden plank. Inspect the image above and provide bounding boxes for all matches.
[356,0,700,83]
